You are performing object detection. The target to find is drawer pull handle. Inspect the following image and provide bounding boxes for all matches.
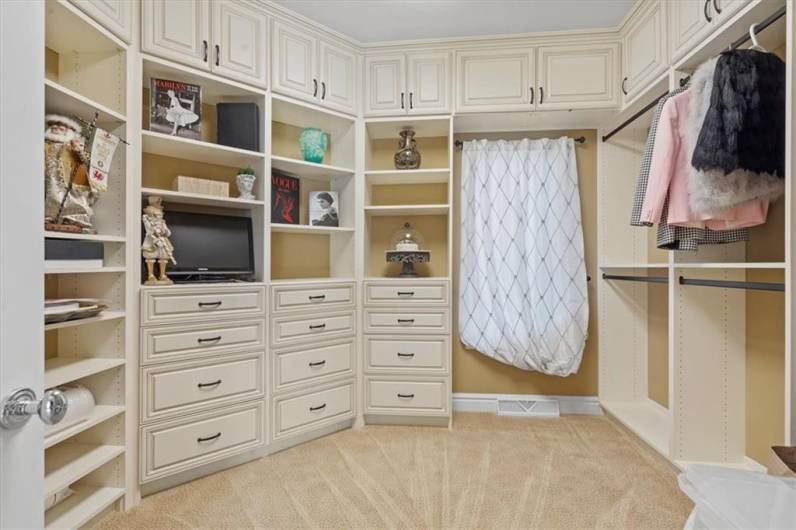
[397,319,415,324]
[198,301,222,308]
[309,360,326,367]
[397,393,415,399]
[309,403,327,412]
[308,294,326,301]
[309,323,327,330]
[197,379,222,389]
[397,352,415,358]
[197,432,222,443]
[197,336,222,344]
[396,291,415,296]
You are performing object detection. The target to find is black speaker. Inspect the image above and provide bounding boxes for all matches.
[216,102,260,152]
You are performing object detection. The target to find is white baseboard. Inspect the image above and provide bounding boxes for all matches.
[452,392,603,415]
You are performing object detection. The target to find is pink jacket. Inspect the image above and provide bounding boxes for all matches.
[639,90,768,229]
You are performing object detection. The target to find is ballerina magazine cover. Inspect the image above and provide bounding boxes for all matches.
[149,78,202,140]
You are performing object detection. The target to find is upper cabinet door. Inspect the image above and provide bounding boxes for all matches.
[143,0,211,70]
[211,0,268,88]
[536,44,619,110]
[70,0,132,43]
[621,0,667,105]
[364,54,406,116]
[319,40,357,115]
[714,0,750,22]
[407,52,451,115]
[272,20,319,102]
[456,48,534,113]
[670,0,714,63]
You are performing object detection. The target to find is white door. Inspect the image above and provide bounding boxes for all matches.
[670,0,714,63]
[142,0,211,70]
[536,44,619,110]
[272,20,319,102]
[622,0,667,105]
[211,0,268,88]
[319,40,357,114]
[71,0,133,43]
[364,54,406,116]
[407,52,450,115]
[0,1,45,527]
[715,0,751,22]
[455,48,535,113]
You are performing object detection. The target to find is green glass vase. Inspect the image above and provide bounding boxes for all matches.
[298,127,328,164]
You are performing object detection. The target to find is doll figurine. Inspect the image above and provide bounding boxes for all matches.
[141,196,176,285]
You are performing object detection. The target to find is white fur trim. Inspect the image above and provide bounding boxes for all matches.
[45,114,82,134]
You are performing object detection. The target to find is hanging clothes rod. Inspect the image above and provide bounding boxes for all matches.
[454,136,586,149]
[601,5,787,143]
[678,276,784,292]
[602,273,668,284]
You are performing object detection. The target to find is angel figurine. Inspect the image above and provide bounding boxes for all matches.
[141,196,176,285]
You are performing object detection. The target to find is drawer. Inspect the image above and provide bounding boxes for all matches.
[142,352,264,422]
[365,377,449,415]
[271,310,355,347]
[140,401,264,482]
[273,382,355,440]
[271,282,355,313]
[141,319,266,365]
[365,335,449,373]
[141,285,266,325]
[364,280,448,306]
[364,309,449,334]
[274,340,355,393]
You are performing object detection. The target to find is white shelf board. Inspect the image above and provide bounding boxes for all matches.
[364,276,450,282]
[270,277,356,285]
[270,224,355,235]
[45,444,124,498]
[44,231,125,243]
[599,264,669,269]
[271,93,355,134]
[44,311,125,331]
[141,130,264,168]
[672,262,786,269]
[45,266,126,275]
[601,400,670,457]
[46,0,125,55]
[44,405,125,449]
[141,187,264,210]
[674,458,768,473]
[45,357,125,388]
[365,115,451,139]
[45,79,126,124]
[365,204,450,216]
[365,168,450,185]
[271,155,354,180]
[45,485,124,530]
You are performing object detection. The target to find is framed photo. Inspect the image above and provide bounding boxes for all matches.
[149,78,202,140]
[271,171,299,224]
[309,191,339,227]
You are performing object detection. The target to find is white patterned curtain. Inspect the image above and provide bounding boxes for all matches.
[459,138,588,376]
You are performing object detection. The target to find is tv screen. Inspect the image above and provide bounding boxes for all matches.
[162,211,254,277]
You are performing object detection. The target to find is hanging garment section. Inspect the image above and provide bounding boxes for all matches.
[459,137,588,376]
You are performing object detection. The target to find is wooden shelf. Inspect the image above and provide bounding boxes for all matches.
[673,262,787,269]
[365,169,450,185]
[141,130,264,168]
[142,187,264,210]
[270,277,356,285]
[45,485,124,530]
[599,264,669,269]
[601,400,670,457]
[271,93,355,134]
[45,0,126,55]
[45,79,126,124]
[271,155,354,180]
[270,224,355,235]
[45,357,125,388]
[365,204,449,216]
[45,266,126,275]
[365,116,451,139]
[45,444,124,498]
[44,232,126,243]
[44,406,125,449]
[44,311,125,331]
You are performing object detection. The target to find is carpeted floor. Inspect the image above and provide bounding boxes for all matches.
[94,412,692,529]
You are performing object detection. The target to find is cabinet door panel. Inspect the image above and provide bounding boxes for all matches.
[670,0,713,62]
[715,0,750,22]
[407,52,450,115]
[272,20,318,101]
[142,0,211,70]
[537,44,619,110]
[212,0,268,87]
[622,0,667,104]
[456,48,534,113]
[364,54,406,116]
[71,0,132,43]
[320,40,357,114]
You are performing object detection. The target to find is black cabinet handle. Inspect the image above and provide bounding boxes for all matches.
[704,0,712,22]
[397,291,414,296]
[321,81,326,99]
[215,44,220,66]
[308,360,326,367]
[197,379,222,388]
[202,40,208,62]
[621,77,628,96]
[197,336,222,344]
[308,294,326,301]
[401,92,405,109]
[539,86,544,105]
[397,319,415,324]
[309,403,327,412]
[397,393,415,399]
[197,432,221,443]
[198,301,222,308]
[713,0,721,14]
[313,79,318,97]
[529,86,534,105]
[397,352,415,358]
[309,323,326,330]
[409,92,413,109]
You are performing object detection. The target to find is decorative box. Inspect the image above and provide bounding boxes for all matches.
[172,175,229,197]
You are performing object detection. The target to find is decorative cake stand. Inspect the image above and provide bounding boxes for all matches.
[385,250,431,277]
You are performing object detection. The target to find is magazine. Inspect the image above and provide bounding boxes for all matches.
[309,191,339,227]
[149,78,202,140]
[271,171,300,224]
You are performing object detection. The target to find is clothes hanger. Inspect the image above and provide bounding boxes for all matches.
[748,23,767,52]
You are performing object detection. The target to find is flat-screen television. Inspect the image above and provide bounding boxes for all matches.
[159,211,254,280]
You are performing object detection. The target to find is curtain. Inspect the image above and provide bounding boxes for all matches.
[459,138,588,377]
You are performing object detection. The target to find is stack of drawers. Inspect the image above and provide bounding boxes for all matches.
[139,284,267,483]
[362,279,451,423]
[269,281,357,451]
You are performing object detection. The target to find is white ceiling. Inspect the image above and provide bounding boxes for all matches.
[273,0,638,44]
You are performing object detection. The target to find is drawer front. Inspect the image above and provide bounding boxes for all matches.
[366,378,448,414]
[271,310,355,347]
[274,340,355,393]
[272,282,355,313]
[141,285,266,325]
[364,281,448,306]
[364,309,449,334]
[142,319,266,365]
[365,335,449,373]
[141,401,264,482]
[273,382,354,439]
[142,352,264,422]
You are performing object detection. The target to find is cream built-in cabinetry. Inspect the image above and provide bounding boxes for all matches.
[621,0,668,105]
[71,0,133,43]
[456,47,535,112]
[364,52,451,116]
[536,43,620,110]
[670,0,754,62]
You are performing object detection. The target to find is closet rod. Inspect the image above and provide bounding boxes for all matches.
[601,94,667,143]
[602,273,668,284]
[454,136,586,149]
[678,276,784,292]
[730,5,786,49]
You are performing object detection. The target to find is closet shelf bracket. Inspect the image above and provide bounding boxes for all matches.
[678,276,784,292]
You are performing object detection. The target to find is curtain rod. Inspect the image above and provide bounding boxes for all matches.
[602,273,668,284]
[678,276,784,292]
[454,136,585,149]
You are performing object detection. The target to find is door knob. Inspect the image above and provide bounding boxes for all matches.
[0,388,68,430]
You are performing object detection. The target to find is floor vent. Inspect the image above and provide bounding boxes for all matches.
[497,398,560,417]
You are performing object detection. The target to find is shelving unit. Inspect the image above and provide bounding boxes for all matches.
[141,187,264,209]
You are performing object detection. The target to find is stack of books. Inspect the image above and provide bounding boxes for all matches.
[45,299,107,324]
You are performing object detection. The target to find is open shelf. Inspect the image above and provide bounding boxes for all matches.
[365,116,452,140]
[672,262,786,269]
[45,79,126,124]
[365,204,449,216]
[45,444,124,498]
[45,267,126,275]
[142,130,264,168]
[44,406,125,449]
[271,155,354,180]
[271,93,355,134]
[44,311,125,332]
[45,357,125,388]
[44,485,124,530]
[141,187,264,210]
[270,224,355,235]
[44,232,126,244]
[601,400,670,457]
[365,169,450,185]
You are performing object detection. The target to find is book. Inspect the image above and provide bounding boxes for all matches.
[149,78,202,140]
[271,171,300,224]
[309,191,339,227]
[44,298,99,315]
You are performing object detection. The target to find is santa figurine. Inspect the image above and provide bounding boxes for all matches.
[44,114,95,233]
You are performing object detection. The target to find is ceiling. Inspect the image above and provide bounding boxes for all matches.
[273,0,638,44]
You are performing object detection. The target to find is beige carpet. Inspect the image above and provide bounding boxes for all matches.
[95,412,692,529]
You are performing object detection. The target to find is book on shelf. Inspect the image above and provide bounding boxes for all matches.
[44,298,107,324]
[149,78,202,140]
[271,171,299,224]
[309,191,339,227]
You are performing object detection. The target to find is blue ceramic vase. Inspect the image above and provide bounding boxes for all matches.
[298,127,328,164]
